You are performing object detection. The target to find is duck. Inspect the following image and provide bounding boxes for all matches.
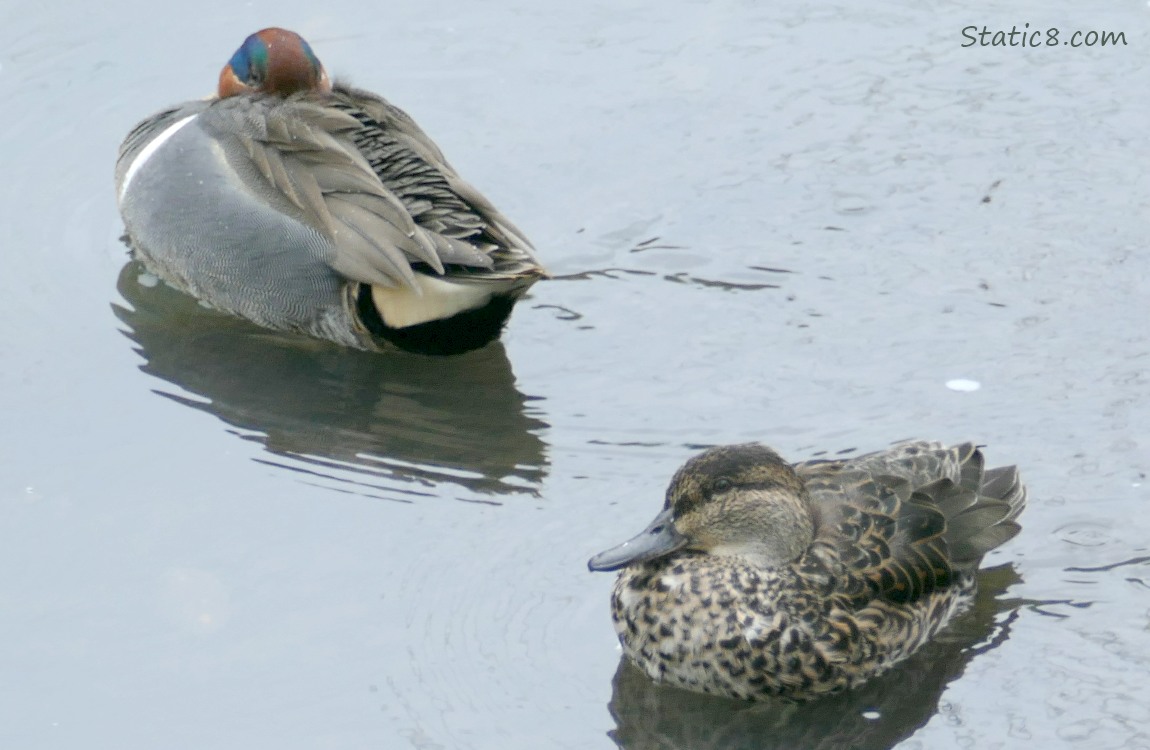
[114,28,545,355]
[588,441,1026,701]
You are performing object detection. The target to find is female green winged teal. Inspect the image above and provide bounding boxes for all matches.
[588,441,1026,701]
[115,28,545,355]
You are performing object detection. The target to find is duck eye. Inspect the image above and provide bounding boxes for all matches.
[711,478,732,493]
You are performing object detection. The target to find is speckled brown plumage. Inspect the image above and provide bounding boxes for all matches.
[589,441,1026,701]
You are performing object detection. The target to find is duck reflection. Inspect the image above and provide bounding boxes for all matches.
[607,564,1021,750]
[113,262,549,500]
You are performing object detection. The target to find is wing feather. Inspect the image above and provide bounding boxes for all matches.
[198,93,534,294]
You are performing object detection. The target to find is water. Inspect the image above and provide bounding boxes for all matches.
[2,1,1149,748]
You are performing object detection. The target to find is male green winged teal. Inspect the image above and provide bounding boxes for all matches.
[115,28,545,355]
[588,441,1026,701]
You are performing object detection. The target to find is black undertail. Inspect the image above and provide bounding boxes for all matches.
[354,283,517,356]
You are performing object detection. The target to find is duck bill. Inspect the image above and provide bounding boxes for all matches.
[587,508,688,572]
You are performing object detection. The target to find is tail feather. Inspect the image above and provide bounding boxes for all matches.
[951,521,1022,564]
[928,479,979,520]
[955,443,984,491]
[942,450,1028,567]
[981,465,1027,522]
[947,501,1020,563]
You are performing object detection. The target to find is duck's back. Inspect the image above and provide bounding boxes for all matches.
[328,84,539,276]
[796,441,1025,607]
[115,88,544,352]
[116,97,369,345]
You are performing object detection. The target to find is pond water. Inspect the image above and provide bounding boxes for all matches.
[2,1,1149,748]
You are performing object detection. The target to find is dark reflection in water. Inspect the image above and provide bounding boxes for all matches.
[607,565,1021,750]
[113,262,549,501]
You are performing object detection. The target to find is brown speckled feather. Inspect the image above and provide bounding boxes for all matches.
[591,441,1027,701]
[795,442,1018,606]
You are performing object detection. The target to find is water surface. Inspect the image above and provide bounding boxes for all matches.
[2,1,1149,748]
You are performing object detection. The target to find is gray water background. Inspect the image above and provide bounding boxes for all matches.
[2,0,1149,748]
